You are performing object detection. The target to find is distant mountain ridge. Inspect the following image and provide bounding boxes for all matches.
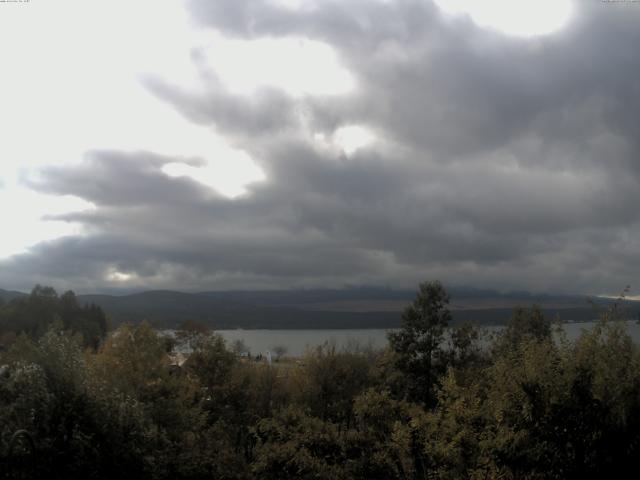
[0,288,27,303]
[3,286,637,329]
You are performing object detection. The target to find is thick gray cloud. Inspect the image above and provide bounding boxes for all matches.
[2,0,640,294]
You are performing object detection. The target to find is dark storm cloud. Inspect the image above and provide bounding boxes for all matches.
[185,0,640,170]
[144,76,298,137]
[24,150,215,207]
[3,0,640,294]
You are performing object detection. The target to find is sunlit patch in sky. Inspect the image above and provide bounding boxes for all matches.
[105,269,136,283]
[433,0,573,37]
[332,126,376,155]
[314,125,376,157]
[270,0,309,10]
[199,35,356,96]
[162,154,266,199]
[0,188,95,259]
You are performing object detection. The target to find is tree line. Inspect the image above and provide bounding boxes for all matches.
[1,282,640,479]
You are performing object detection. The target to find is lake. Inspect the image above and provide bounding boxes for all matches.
[215,320,640,357]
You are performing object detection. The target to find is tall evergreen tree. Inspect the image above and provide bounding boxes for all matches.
[388,280,451,405]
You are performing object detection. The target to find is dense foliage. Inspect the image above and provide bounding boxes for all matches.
[1,282,640,479]
[0,285,108,350]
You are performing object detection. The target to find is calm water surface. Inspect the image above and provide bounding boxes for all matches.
[215,320,640,357]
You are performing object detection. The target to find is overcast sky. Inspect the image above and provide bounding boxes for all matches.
[1,0,639,296]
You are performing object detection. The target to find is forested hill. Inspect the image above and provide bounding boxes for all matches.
[3,287,637,329]
[0,288,27,303]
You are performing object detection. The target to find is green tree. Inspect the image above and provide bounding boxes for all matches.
[0,286,107,349]
[294,343,372,426]
[271,344,287,361]
[186,333,236,391]
[388,280,452,405]
[494,305,552,354]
